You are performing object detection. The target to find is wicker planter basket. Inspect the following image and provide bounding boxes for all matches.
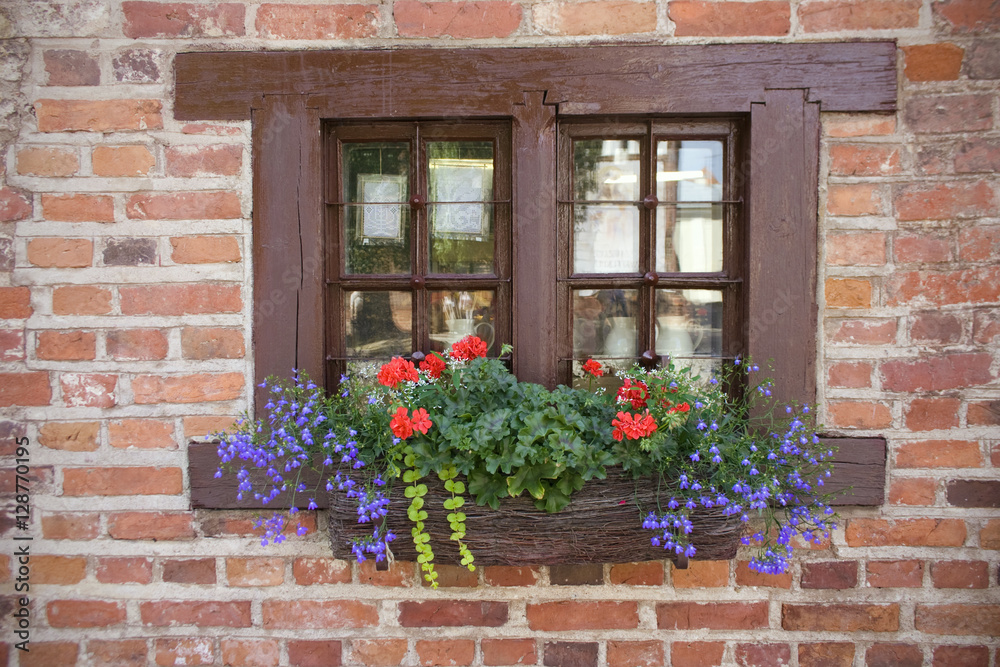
[327,468,743,566]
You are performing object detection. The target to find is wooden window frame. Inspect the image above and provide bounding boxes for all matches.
[177,43,896,510]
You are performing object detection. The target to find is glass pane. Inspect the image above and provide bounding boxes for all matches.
[428,141,495,275]
[429,290,495,355]
[655,203,722,273]
[572,288,639,369]
[343,142,411,275]
[573,204,640,274]
[656,289,722,358]
[655,140,723,202]
[344,290,412,357]
[573,139,641,201]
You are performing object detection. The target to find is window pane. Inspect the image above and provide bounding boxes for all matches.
[573,204,640,274]
[429,290,495,355]
[655,203,722,273]
[573,139,641,201]
[655,140,723,202]
[428,141,495,275]
[343,142,411,275]
[656,288,722,358]
[345,290,412,357]
[572,288,639,361]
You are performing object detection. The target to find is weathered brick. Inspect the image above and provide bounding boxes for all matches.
[968,400,1000,426]
[482,565,539,586]
[826,232,885,266]
[154,638,215,666]
[0,372,52,407]
[109,418,176,449]
[420,563,477,588]
[0,287,30,320]
[126,191,242,219]
[889,267,1000,307]
[897,439,980,467]
[37,330,96,360]
[103,237,157,266]
[0,329,24,361]
[894,233,952,264]
[542,641,598,667]
[825,114,896,137]
[255,3,378,39]
[287,640,343,667]
[47,600,125,627]
[958,224,1000,261]
[43,49,100,86]
[782,603,899,632]
[672,559,728,588]
[947,479,1000,507]
[92,145,155,177]
[350,639,407,666]
[967,40,1000,78]
[668,1,789,35]
[889,477,937,505]
[897,181,995,221]
[798,643,854,667]
[828,361,871,388]
[292,557,351,585]
[915,143,953,176]
[60,373,117,408]
[827,318,896,345]
[87,639,148,667]
[16,146,79,176]
[121,284,242,315]
[0,238,12,271]
[0,187,32,222]
[400,600,508,627]
[829,144,900,176]
[735,643,791,667]
[184,415,237,438]
[846,518,966,547]
[549,563,603,585]
[902,43,965,81]
[535,1,657,36]
[226,557,284,587]
[608,560,663,585]
[827,401,891,429]
[882,352,993,392]
[113,48,162,83]
[934,0,1000,32]
[63,466,182,496]
[866,560,923,588]
[33,555,86,584]
[607,640,663,667]
[395,0,521,38]
[657,601,768,630]
[933,645,990,666]
[904,94,993,134]
[141,600,251,627]
[261,600,378,628]
[41,511,100,540]
[41,193,115,222]
[825,278,871,308]
[96,556,153,584]
[123,1,246,37]
[416,639,475,667]
[482,639,536,666]
[671,642,726,667]
[910,310,963,344]
[799,0,919,30]
[221,639,280,667]
[27,237,93,268]
[827,182,882,215]
[163,558,217,584]
[20,643,78,666]
[801,561,858,589]
[357,559,414,586]
[171,236,241,263]
[165,144,242,177]
[36,99,163,132]
[132,373,245,404]
[107,329,169,361]
[904,398,961,431]
[52,286,111,315]
[931,560,989,589]
[915,604,1000,635]
[866,643,923,667]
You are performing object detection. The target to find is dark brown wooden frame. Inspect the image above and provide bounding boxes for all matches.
[176,43,897,509]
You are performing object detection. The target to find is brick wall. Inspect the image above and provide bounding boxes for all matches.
[1,1,998,665]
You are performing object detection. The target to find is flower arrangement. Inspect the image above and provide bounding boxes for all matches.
[217,336,836,587]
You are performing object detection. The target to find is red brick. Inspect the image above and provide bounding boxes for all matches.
[482,638,536,666]
[109,418,175,449]
[394,0,521,38]
[33,555,86,584]
[827,401,891,429]
[52,285,111,315]
[36,330,94,361]
[968,400,1000,426]
[88,639,148,667]
[827,361,871,388]
[142,600,251,627]
[605,641,663,667]
[133,373,244,404]
[47,600,125,627]
[889,477,937,505]
[897,439,980,467]
[425,562,479,587]
[904,398,961,431]
[535,0,658,35]
[889,267,1000,307]
[846,518,966,547]
[826,115,896,138]
[669,0,789,35]
[0,287,31,319]
[163,558,217,584]
[609,560,664,585]
[60,373,116,408]
[827,183,882,216]
[357,559,414,586]
[171,235,241,264]
[121,284,242,315]
[902,43,965,81]
[416,639,475,667]
[826,232,885,266]
[37,421,98,452]
[0,186,31,222]
[866,644,922,667]
[671,559,728,587]
[19,643,78,667]
[107,329,169,361]
[64,466,182,496]
[897,181,996,221]
[549,563,603,585]
[0,329,23,361]
[36,99,163,132]
[0,372,51,407]
[866,560,923,587]
[933,645,990,667]
[735,560,793,588]
[801,561,858,589]
[293,557,351,585]
[182,123,243,136]
[126,191,241,219]
[527,600,637,631]
[829,144,900,176]
[350,639,408,666]
[41,511,100,539]
[165,144,242,177]
[181,327,245,359]
[905,94,994,134]
[657,601,767,630]
[894,233,952,263]
[221,639,280,667]
[123,1,246,37]
[483,565,539,586]
[959,225,1000,261]
[735,643,791,667]
[255,3,378,38]
[109,511,196,540]
[92,145,155,177]
[798,643,854,667]
[43,49,100,86]
[825,278,871,308]
[915,604,1000,635]
[931,560,989,589]
[828,319,895,345]
[288,640,343,667]
[27,237,92,268]
[41,193,115,223]
[399,600,507,627]
[934,0,1000,32]
[882,352,993,392]
[155,638,215,666]
[671,642,725,667]
[910,310,963,344]
[226,557,284,586]
[262,600,378,628]
[915,143,953,176]
[97,556,153,584]
[184,415,238,438]
[799,0,919,30]
[16,146,79,176]
[781,603,898,632]
[956,138,1000,173]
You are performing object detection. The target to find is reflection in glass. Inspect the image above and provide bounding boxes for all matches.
[573,288,638,358]
[573,139,641,201]
[345,290,412,357]
[429,290,495,355]
[655,141,723,202]
[656,203,722,273]
[343,142,411,275]
[428,141,495,275]
[655,289,722,358]
[574,204,640,274]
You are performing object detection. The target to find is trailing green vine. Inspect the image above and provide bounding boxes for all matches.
[439,465,475,571]
[403,450,437,588]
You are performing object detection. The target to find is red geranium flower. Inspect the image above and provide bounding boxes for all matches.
[389,407,414,439]
[450,335,488,361]
[671,402,691,413]
[419,352,446,379]
[410,407,432,434]
[611,411,658,440]
[377,357,419,388]
[616,379,649,410]
[582,359,604,377]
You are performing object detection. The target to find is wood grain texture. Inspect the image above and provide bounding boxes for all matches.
[175,43,897,121]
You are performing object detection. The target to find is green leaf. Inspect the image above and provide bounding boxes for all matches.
[416,484,428,496]
[402,469,420,483]
[468,468,508,510]
[450,496,465,508]
[444,480,456,493]
[450,531,464,540]
[443,498,456,510]
[507,461,560,500]
[404,486,417,498]
[410,496,424,510]
[451,481,465,495]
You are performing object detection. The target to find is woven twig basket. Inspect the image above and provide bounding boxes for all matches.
[327,468,743,566]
